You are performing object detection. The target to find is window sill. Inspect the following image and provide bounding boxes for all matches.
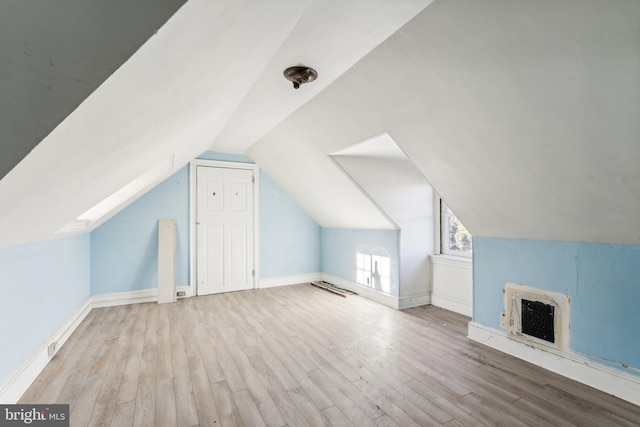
[430,254,473,269]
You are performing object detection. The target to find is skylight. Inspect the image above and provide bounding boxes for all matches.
[55,156,174,234]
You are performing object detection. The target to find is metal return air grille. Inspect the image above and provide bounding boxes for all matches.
[521,299,555,343]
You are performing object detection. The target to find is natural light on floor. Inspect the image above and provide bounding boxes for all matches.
[356,251,391,293]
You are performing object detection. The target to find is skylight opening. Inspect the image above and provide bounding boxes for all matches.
[56,156,174,234]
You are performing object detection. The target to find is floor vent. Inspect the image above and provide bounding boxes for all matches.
[503,283,571,351]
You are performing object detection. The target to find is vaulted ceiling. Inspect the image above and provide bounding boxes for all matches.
[0,0,431,246]
[1,0,639,248]
[248,0,640,245]
[0,0,187,179]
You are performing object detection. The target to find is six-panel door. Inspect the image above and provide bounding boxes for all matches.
[196,166,254,295]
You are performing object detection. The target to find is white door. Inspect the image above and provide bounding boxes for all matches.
[196,166,255,295]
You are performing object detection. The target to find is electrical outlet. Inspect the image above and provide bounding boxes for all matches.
[177,291,186,297]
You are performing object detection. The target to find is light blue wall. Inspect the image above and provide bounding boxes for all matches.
[260,172,321,277]
[91,151,321,294]
[321,227,400,296]
[0,234,90,386]
[474,237,640,375]
[91,166,190,294]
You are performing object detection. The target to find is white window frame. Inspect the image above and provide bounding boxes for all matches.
[440,200,472,258]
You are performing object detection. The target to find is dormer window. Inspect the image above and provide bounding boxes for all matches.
[441,201,472,257]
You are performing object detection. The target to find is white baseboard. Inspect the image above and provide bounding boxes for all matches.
[0,282,451,404]
[398,293,431,309]
[259,273,322,289]
[468,321,640,407]
[431,293,473,317]
[0,297,92,404]
[1,285,185,403]
[317,275,430,310]
[321,273,399,309]
[430,254,473,269]
[91,288,158,308]
[176,285,191,299]
[93,286,196,306]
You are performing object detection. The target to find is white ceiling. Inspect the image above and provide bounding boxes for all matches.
[3,0,639,247]
[211,0,434,153]
[332,133,411,161]
[249,0,640,245]
[0,0,431,247]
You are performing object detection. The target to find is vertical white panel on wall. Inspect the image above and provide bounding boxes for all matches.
[158,219,177,304]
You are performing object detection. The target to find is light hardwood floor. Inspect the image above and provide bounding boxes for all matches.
[20,284,640,426]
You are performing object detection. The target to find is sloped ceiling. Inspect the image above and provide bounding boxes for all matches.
[249,0,640,245]
[211,0,434,153]
[0,0,310,247]
[3,0,638,248]
[0,0,187,180]
[0,0,433,247]
[331,135,436,297]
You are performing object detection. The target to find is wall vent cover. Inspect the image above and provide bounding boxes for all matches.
[503,283,571,351]
[521,299,555,343]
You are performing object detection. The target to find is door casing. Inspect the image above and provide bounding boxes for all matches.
[189,159,259,297]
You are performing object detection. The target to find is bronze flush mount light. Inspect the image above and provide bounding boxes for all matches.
[283,66,318,89]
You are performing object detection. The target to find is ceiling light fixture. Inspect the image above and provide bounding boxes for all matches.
[283,66,318,89]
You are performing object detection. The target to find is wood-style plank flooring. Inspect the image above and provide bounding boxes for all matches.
[20,284,640,426]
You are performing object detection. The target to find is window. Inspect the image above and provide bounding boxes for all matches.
[441,201,472,257]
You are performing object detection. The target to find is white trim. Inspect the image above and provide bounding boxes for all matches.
[92,287,196,306]
[189,159,259,297]
[503,282,571,352]
[54,219,90,235]
[430,254,473,270]
[253,170,260,288]
[189,161,197,299]
[259,273,322,289]
[468,321,640,407]
[322,273,399,309]
[91,288,158,308]
[431,293,473,317]
[440,201,473,258]
[1,286,188,403]
[0,297,92,404]
[176,285,191,299]
[433,194,441,254]
[398,293,431,309]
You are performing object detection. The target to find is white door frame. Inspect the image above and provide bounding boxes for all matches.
[189,159,259,297]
